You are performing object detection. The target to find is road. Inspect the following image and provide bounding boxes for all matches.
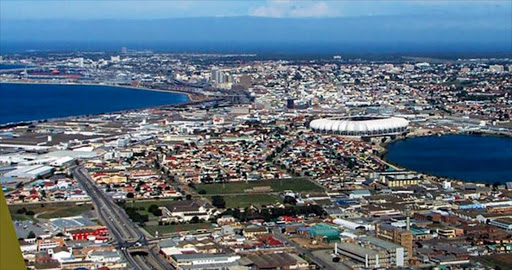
[72,166,173,270]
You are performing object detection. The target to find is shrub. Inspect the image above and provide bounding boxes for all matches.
[190,216,200,223]
[148,204,159,213]
[211,196,226,209]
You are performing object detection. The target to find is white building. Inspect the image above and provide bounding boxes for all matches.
[489,64,504,73]
[170,253,240,269]
[160,200,217,223]
[489,218,512,231]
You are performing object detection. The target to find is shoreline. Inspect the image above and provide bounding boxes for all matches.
[0,81,218,128]
[0,80,204,102]
[380,132,512,186]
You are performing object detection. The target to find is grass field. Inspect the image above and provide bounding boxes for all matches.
[195,178,323,195]
[124,199,177,216]
[219,194,280,208]
[144,223,213,236]
[9,202,93,220]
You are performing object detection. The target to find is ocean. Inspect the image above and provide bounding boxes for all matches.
[385,134,512,184]
[0,83,189,124]
[0,64,27,70]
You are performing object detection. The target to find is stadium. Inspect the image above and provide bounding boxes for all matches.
[309,116,409,137]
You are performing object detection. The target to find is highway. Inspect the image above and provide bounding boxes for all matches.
[72,166,173,270]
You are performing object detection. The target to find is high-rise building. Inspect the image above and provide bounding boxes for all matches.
[375,223,413,261]
[210,67,218,82]
[218,73,226,84]
[76,58,84,68]
[225,73,233,83]
[211,67,224,83]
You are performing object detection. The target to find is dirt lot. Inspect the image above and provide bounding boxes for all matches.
[475,254,512,270]
[289,235,334,250]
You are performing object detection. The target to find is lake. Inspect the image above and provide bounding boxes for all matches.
[385,134,512,184]
[0,83,189,124]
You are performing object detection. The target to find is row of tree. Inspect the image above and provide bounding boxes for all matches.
[124,207,149,224]
[221,205,325,222]
[147,204,162,216]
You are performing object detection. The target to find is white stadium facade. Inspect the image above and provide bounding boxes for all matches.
[309,116,409,137]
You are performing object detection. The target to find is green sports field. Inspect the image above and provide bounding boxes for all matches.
[195,178,323,195]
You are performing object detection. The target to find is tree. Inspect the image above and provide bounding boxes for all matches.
[26,210,35,216]
[27,231,36,239]
[198,189,207,195]
[211,196,226,209]
[148,204,159,214]
[141,215,149,223]
[152,209,162,217]
[126,192,134,199]
[283,196,297,205]
[185,194,192,201]
[17,207,27,214]
[190,216,200,224]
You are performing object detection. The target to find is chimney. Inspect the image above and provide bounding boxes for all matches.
[405,205,411,231]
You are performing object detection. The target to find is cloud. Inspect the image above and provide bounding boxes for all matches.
[290,2,330,17]
[249,1,335,18]
[250,4,286,18]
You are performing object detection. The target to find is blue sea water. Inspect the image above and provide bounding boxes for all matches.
[0,83,189,124]
[385,135,512,184]
[0,64,27,70]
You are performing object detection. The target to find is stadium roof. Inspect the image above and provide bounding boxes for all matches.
[310,116,408,134]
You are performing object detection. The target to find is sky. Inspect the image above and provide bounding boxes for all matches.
[1,0,510,20]
[0,1,510,53]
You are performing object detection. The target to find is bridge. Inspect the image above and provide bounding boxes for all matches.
[128,246,150,256]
